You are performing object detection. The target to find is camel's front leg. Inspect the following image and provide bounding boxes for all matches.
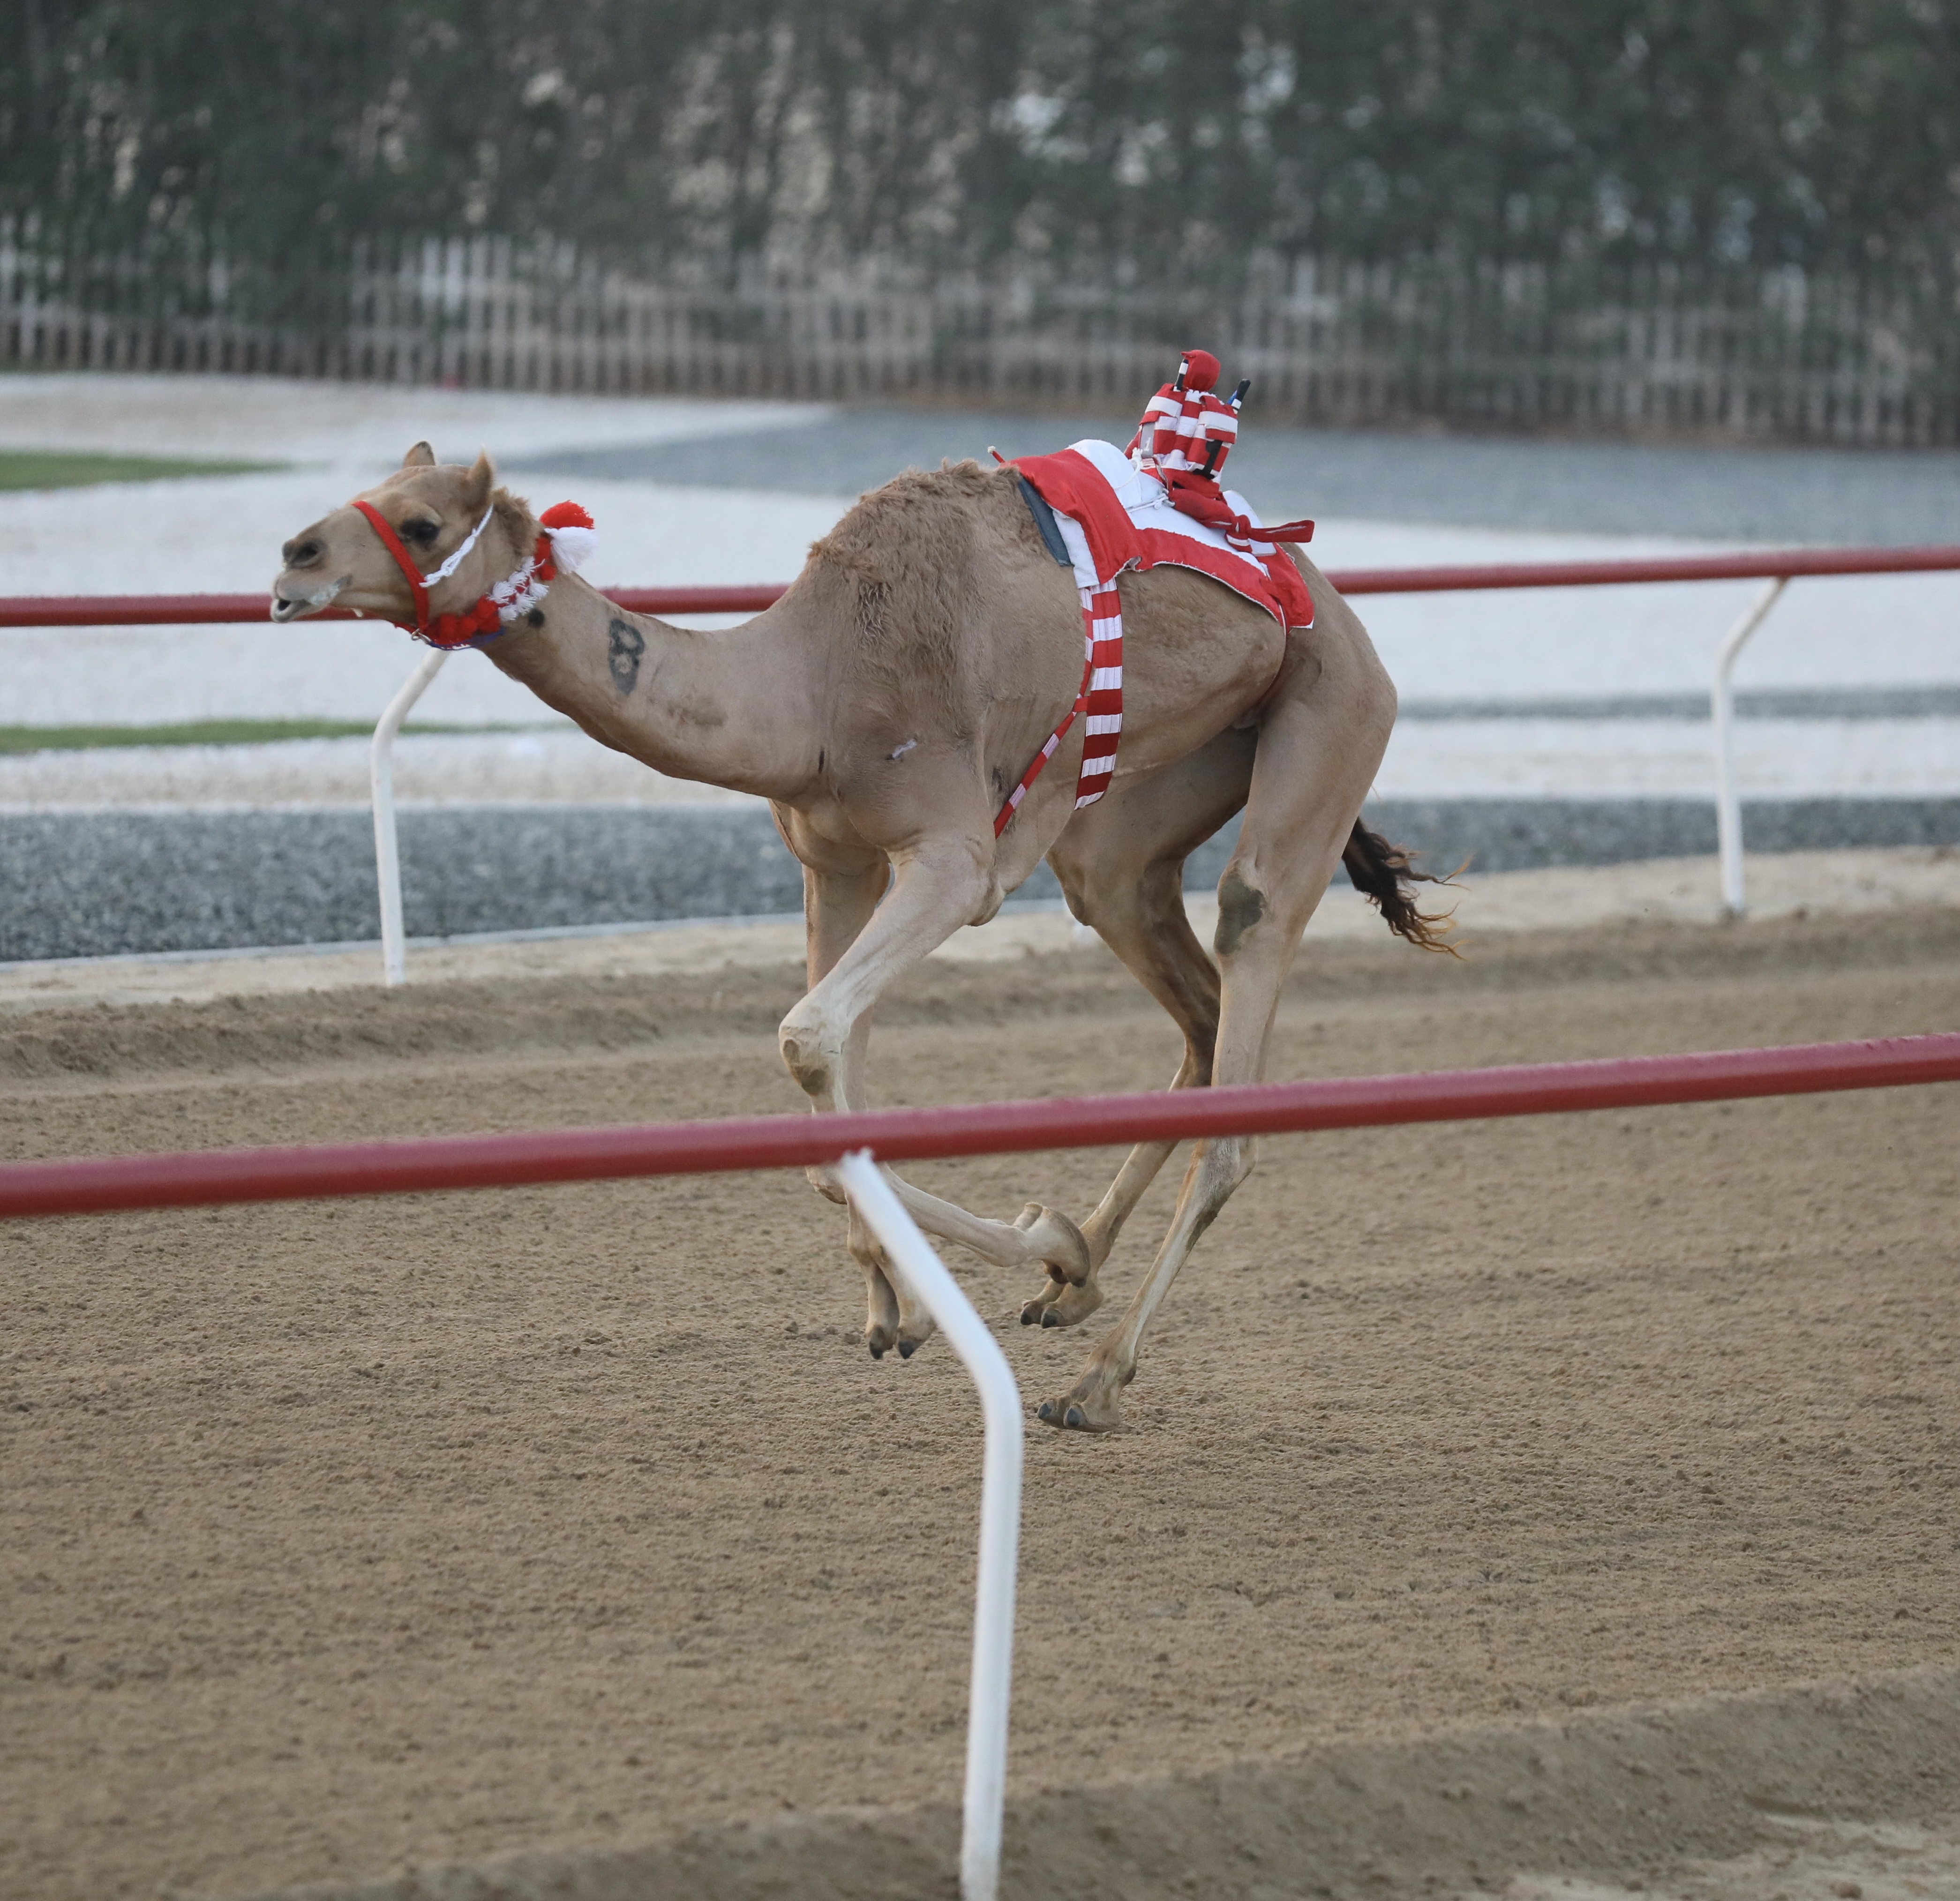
[779,832,1093,1355]
[790,851,905,1346]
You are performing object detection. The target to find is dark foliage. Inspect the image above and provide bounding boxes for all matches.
[4,0,1955,283]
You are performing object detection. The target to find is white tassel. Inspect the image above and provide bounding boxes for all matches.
[545,524,599,573]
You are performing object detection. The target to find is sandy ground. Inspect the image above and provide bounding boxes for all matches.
[2,893,1956,1900]
[1505,1811,1960,1901]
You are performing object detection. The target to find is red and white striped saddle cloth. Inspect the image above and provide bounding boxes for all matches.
[995,437,1315,836]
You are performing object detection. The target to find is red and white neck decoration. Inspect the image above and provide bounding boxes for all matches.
[350,498,599,649]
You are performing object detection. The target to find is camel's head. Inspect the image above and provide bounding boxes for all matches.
[270,442,500,626]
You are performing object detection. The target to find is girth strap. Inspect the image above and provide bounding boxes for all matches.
[993,578,1124,837]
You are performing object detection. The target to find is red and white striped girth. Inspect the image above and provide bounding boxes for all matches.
[993,577,1123,838]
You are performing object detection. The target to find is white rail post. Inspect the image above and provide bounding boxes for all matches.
[370,648,450,986]
[834,1150,1023,1901]
[1710,576,1788,920]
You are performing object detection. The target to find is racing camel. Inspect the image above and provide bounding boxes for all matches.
[271,442,1449,1432]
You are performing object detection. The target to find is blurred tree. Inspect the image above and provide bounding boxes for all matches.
[2,0,1953,285]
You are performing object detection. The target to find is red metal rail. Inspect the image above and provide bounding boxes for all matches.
[0,584,787,628]
[3,1033,1955,1221]
[1324,544,1960,596]
[5,546,1959,629]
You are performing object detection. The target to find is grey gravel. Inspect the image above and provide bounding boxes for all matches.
[8,799,1958,962]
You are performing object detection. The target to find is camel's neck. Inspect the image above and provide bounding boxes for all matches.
[483,570,825,801]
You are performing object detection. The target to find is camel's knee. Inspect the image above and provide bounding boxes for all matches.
[804,1163,847,1205]
[778,1000,842,1102]
[1192,1135,1254,1232]
[1214,868,1269,960]
[1209,1133,1254,1194]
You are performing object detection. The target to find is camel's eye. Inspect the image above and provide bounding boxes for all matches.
[401,516,441,546]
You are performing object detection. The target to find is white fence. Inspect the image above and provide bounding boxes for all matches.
[5,224,1955,445]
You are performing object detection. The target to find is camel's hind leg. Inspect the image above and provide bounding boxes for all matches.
[1026,723,1258,1330]
[1038,601,1399,1430]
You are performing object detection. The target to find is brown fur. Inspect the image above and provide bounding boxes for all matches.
[805,464,998,706]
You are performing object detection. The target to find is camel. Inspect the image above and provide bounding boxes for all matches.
[271,442,1450,1432]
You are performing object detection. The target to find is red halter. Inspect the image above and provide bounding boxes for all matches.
[349,497,568,649]
[351,499,439,631]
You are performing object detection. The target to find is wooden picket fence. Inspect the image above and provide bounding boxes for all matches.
[4,224,1954,445]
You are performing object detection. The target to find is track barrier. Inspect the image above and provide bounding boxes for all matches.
[834,1152,1023,1901]
[7,542,1958,978]
[3,1031,1958,1897]
[4,1034,1958,1222]
[9,520,1960,1894]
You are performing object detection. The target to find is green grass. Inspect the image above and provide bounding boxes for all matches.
[0,720,552,755]
[0,449,286,492]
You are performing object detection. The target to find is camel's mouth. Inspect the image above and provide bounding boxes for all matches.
[270,575,351,623]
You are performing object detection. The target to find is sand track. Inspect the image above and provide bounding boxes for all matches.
[2,909,1957,1900]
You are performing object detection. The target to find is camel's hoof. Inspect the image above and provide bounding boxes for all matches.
[1031,1277,1102,1331]
[1036,1388,1123,1432]
[898,1340,916,1359]
[1020,1305,1041,1326]
[869,1343,884,1360]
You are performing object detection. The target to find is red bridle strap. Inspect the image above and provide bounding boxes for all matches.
[350,499,431,632]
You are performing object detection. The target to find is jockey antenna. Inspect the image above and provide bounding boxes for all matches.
[1229,378,1251,411]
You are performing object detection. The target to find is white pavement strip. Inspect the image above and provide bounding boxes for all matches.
[0,370,825,466]
[8,714,1960,808]
[1339,517,1960,700]
[0,730,757,808]
[1378,714,1960,798]
[2,372,1957,794]
[0,472,848,726]
[3,848,1956,1014]
[8,496,1960,726]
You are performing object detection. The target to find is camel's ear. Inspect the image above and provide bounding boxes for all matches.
[401,441,436,468]
[462,449,495,508]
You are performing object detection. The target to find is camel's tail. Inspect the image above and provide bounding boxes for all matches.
[1341,819,1464,956]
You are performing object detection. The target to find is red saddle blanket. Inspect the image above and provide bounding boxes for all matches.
[990,442,1314,838]
[1011,442,1315,632]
